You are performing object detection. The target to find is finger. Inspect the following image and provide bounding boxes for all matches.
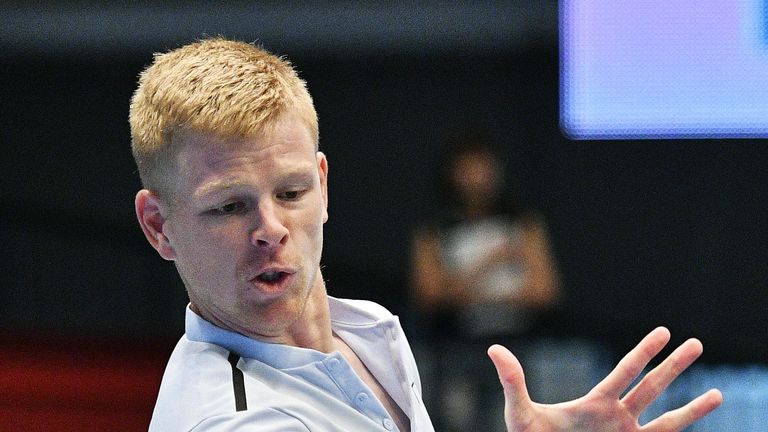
[641,388,723,432]
[623,338,703,416]
[592,327,671,399]
[487,344,533,426]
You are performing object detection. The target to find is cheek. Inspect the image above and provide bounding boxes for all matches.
[296,209,325,254]
[173,225,241,272]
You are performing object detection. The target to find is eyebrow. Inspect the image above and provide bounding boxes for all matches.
[194,178,251,200]
[193,164,317,200]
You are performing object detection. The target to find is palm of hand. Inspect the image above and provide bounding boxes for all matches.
[518,399,638,432]
[488,328,723,432]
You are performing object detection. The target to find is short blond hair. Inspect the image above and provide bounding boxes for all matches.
[129,37,318,197]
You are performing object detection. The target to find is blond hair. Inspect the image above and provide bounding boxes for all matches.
[129,37,318,197]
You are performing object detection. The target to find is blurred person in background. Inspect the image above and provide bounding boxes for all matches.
[410,130,561,431]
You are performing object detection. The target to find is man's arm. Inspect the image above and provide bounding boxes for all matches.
[488,327,723,432]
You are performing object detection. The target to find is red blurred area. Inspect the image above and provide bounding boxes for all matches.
[0,334,173,431]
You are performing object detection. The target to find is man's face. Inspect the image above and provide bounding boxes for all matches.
[160,115,328,340]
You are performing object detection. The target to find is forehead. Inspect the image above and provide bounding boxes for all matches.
[178,113,313,156]
[171,118,316,188]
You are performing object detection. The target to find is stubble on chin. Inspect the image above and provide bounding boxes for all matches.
[244,269,324,339]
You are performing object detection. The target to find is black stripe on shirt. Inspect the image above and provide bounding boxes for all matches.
[228,352,248,412]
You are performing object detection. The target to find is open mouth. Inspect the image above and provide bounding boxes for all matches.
[257,271,285,283]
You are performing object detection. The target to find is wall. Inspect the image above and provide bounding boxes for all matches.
[2,46,766,365]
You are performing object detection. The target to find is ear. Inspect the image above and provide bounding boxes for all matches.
[317,152,329,223]
[135,189,177,260]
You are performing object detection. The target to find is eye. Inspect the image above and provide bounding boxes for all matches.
[212,201,246,215]
[277,190,305,201]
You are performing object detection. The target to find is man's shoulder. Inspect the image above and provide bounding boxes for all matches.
[150,337,262,431]
[165,335,232,371]
[327,297,395,323]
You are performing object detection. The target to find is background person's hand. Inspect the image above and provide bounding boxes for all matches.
[488,327,723,432]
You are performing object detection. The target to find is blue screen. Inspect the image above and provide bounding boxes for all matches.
[560,0,768,139]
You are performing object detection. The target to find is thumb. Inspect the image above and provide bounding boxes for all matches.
[488,344,534,429]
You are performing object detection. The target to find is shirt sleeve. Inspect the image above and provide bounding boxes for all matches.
[189,409,312,432]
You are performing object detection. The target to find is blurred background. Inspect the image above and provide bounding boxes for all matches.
[1,1,766,430]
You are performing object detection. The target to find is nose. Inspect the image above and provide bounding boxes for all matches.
[250,201,289,248]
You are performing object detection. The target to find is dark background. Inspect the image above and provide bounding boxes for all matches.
[2,1,766,364]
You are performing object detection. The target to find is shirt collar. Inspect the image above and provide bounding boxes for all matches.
[184,304,330,368]
[184,297,392,368]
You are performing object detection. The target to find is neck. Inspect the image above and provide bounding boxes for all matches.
[284,272,335,353]
[464,204,491,220]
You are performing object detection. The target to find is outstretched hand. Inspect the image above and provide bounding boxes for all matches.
[488,327,723,432]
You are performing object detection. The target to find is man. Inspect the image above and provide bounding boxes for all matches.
[131,38,722,431]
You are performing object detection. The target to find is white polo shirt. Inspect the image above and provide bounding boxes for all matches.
[149,297,435,432]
